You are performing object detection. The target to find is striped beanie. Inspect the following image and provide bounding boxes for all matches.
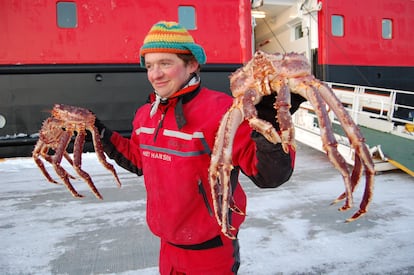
[139,21,206,67]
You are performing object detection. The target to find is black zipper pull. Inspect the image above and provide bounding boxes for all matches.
[153,113,165,142]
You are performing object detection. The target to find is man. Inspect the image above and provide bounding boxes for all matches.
[96,21,304,274]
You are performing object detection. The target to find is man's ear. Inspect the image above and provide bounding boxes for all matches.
[189,59,200,73]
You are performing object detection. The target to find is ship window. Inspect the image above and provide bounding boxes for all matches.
[382,19,392,39]
[294,23,304,40]
[331,15,344,37]
[178,6,196,30]
[57,2,77,28]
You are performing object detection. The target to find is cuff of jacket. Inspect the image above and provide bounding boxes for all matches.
[100,127,113,144]
[250,131,293,188]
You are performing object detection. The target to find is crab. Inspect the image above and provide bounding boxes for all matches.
[209,51,375,239]
[33,104,121,199]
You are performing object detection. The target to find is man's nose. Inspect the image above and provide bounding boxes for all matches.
[151,66,164,78]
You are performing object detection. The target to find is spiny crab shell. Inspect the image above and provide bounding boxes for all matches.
[33,104,121,199]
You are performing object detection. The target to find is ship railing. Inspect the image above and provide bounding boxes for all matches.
[293,82,414,171]
[296,82,414,136]
[324,82,414,131]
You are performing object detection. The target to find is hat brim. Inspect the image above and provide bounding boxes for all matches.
[140,43,206,67]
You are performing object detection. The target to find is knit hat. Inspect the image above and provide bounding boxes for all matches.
[139,21,206,67]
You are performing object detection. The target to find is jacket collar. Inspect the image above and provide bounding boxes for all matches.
[147,75,201,129]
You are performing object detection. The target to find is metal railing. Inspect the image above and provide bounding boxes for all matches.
[325,82,414,127]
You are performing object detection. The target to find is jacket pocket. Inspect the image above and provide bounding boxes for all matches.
[198,179,213,216]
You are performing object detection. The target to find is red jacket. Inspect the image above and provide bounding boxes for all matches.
[101,87,294,245]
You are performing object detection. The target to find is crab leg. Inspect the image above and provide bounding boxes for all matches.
[291,78,375,220]
[209,100,245,239]
[332,155,363,205]
[243,90,281,144]
[33,142,60,184]
[291,79,354,213]
[50,129,84,198]
[33,119,77,185]
[90,125,122,187]
[315,80,375,222]
[72,128,104,199]
[274,83,295,152]
[315,81,375,220]
[34,145,76,183]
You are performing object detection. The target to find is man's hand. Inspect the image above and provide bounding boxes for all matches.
[255,93,306,130]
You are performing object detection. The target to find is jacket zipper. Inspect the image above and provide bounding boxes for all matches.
[153,112,165,142]
[198,179,213,216]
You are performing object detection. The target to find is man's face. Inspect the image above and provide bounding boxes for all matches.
[145,52,198,98]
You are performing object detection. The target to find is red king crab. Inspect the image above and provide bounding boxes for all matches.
[209,51,375,239]
[33,104,121,199]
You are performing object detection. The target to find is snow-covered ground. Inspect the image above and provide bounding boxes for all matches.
[1,143,413,274]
